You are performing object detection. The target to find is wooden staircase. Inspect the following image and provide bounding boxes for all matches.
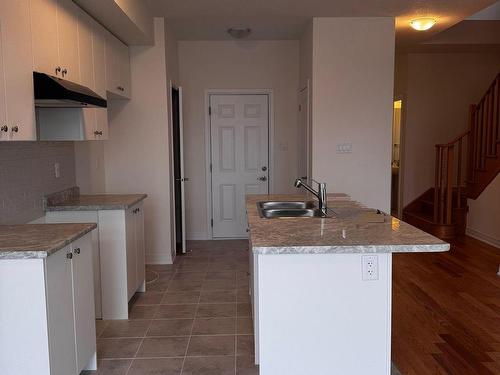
[404,73,500,240]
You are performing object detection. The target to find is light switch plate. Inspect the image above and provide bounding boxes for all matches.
[336,143,352,154]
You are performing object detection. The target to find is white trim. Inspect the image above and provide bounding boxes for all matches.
[466,227,500,249]
[204,89,275,240]
[187,232,210,241]
[146,252,173,265]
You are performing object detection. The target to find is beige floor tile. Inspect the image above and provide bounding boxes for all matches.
[100,320,151,338]
[136,337,189,358]
[237,303,252,317]
[200,290,237,303]
[129,305,159,320]
[81,359,132,375]
[127,358,183,375]
[192,317,236,335]
[187,335,235,356]
[236,335,254,357]
[236,356,259,375]
[95,320,110,338]
[196,303,236,318]
[161,291,200,304]
[237,317,253,335]
[147,319,193,337]
[154,304,197,319]
[97,338,142,359]
[182,356,235,375]
[134,292,164,305]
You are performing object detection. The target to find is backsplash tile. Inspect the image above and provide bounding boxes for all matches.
[0,142,75,224]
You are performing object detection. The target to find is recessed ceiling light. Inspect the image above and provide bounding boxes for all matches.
[410,17,436,31]
[227,28,252,39]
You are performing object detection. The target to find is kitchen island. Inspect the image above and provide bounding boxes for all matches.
[246,194,449,375]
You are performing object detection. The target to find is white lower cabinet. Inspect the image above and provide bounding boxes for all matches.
[46,201,146,319]
[0,232,96,375]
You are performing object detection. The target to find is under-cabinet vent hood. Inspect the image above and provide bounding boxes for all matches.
[33,72,107,108]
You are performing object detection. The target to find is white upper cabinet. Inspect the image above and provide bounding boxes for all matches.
[30,0,59,77]
[0,0,36,141]
[105,33,131,99]
[0,21,7,138]
[31,0,80,82]
[57,0,80,83]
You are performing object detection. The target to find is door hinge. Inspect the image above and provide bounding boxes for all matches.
[210,219,213,227]
[208,106,212,115]
[209,163,212,173]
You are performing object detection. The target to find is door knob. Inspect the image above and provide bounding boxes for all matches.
[261,166,267,171]
[258,176,267,181]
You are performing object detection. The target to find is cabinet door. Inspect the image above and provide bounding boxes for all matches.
[126,207,137,300]
[30,0,59,76]
[135,204,145,290]
[117,40,131,98]
[45,247,77,375]
[56,0,80,83]
[1,0,35,140]
[92,22,109,139]
[77,9,97,140]
[71,235,96,373]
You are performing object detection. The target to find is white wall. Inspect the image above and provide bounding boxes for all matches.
[178,41,300,239]
[74,141,105,194]
[467,174,500,247]
[400,52,500,206]
[104,18,174,263]
[311,18,395,212]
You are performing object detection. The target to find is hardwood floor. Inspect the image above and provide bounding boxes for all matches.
[392,236,500,374]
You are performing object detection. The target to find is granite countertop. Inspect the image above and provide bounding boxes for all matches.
[44,187,147,211]
[246,194,450,255]
[0,223,97,259]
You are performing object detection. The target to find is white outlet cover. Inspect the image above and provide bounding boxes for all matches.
[54,162,60,178]
[362,255,379,281]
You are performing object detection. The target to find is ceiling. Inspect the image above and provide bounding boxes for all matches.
[147,0,498,48]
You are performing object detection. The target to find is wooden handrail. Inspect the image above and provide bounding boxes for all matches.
[433,72,499,224]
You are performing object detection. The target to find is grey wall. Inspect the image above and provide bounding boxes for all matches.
[0,142,76,224]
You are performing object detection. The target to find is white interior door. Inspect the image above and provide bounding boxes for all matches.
[210,94,269,238]
[179,87,187,253]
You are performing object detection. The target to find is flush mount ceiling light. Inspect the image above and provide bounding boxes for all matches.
[227,27,252,39]
[410,17,437,31]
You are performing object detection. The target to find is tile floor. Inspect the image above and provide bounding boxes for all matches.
[84,240,257,375]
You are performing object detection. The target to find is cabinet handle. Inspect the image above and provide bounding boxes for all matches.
[62,68,68,77]
[11,125,19,133]
[66,253,73,260]
[55,66,61,75]
[117,86,124,92]
[1,126,7,132]
[74,248,81,255]
[94,130,103,136]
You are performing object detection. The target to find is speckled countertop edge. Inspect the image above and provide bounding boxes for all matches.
[246,194,450,255]
[44,188,148,211]
[0,223,97,259]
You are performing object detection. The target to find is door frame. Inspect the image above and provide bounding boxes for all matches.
[204,89,275,239]
[394,95,407,218]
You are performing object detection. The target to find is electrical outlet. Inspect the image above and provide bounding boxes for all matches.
[54,162,60,178]
[362,255,379,281]
[336,143,352,154]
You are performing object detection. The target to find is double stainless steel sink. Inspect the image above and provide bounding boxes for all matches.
[257,201,330,219]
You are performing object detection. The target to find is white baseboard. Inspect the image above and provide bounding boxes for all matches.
[466,227,500,249]
[28,216,46,224]
[187,232,209,240]
[146,252,173,265]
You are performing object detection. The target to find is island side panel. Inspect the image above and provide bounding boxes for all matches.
[0,259,51,374]
[257,252,392,375]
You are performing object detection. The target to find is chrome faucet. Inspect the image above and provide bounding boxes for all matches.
[294,178,327,214]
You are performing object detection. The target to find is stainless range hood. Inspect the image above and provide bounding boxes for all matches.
[33,72,107,108]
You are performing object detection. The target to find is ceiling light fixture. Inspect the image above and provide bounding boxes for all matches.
[410,17,436,31]
[227,27,252,39]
